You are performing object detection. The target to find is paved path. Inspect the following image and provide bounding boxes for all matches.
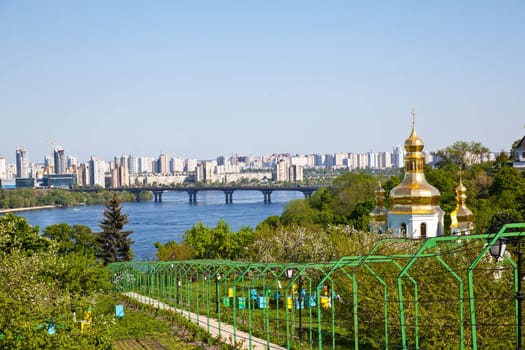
[123,292,287,350]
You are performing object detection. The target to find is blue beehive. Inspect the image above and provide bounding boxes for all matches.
[249,289,258,300]
[257,296,267,309]
[46,322,55,335]
[308,293,317,307]
[115,304,125,318]
[295,297,304,309]
[237,297,246,310]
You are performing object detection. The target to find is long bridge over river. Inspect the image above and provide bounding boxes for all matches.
[74,185,323,204]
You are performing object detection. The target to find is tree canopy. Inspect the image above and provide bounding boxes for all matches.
[0,214,111,348]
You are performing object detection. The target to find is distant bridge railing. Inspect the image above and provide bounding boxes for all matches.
[108,223,525,350]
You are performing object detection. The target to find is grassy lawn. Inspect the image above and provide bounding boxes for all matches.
[108,297,225,350]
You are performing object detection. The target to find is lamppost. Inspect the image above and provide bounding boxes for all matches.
[489,238,523,350]
[216,273,222,314]
[286,268,304,341]
[176,279,181,305]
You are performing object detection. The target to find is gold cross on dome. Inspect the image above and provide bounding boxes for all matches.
[411,108,416,125]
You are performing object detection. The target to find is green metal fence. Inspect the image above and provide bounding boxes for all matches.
[108,223,525,349]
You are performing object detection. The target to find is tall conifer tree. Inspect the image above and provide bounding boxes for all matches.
[96,193,134,264]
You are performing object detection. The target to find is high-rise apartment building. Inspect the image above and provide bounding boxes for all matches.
[113,156,121,168]
[291,155,308,167]
[16,147,29,178]
[237,156,251,167]
[313,154,324,167]
[356,153,368,169]
[0,157,6,179]
[67,155,78,169]
[120,155,129,170]
[289,164,304,182]
[367,151,377,169]
[325,154,336,168]
[128,155,138,174]
[139,157,154,173]
[157,154,169,174]
[89,157,106,188]
[171,158,185,173]
[111,165,129,187]
[334,153,347,168]
[185,159,198,172]
[196,161,214,182]
[392,145,404,169]
[216,156,226,166]
[274,159,289,182]
[54,147,66,174]
[377,151,393,169]
[80,163,90,187]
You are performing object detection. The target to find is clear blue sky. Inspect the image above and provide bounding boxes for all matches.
[1,1,524,163]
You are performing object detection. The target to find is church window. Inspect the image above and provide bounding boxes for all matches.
[420,223,427,238]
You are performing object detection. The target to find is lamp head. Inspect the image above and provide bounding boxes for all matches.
[489,238,507,261]
[285,268,295,280]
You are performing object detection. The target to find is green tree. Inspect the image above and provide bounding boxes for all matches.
[487,210,523,233]
[510,138,523,161]
[0,215,112,349]
[349,200,375,230]
[155,240,195,261]
[43,223,97,255]
[0,213,49,254]
[330,172,377,218]
[183,222,213,259]
[43,223,109,295]
[95,193,134,265]
[437,140,490,166]
[280,199,318,227]
[182,220,254,260]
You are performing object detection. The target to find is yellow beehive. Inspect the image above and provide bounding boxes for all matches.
[79,320,91,334]
[320,296,330,309]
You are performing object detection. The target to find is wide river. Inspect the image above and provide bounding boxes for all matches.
[15,190,303,260]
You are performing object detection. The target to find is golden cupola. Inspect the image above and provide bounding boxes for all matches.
[450,177,474,233]
[389,117,441,215]
[370,182,388,233]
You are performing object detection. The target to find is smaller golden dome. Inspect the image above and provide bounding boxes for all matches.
[455,178,473,222]
[456,181,467,196]
[375,182,385,196]
[404,122,424,153]
[450,177,474,230]
[371,182,387,222]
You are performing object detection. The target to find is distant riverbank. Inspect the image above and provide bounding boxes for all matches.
[0,205,57,214]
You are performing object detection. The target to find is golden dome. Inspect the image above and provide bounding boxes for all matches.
[451,177,474,226]
[371,182,388,220]
[389,115,442,215]
[456,179,467,195]
[404,122,424,153]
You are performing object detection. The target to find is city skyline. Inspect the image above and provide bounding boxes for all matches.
[1,1,524,162]
[0,138,502,167]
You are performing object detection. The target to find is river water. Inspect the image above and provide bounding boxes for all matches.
[15,190,302,260]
